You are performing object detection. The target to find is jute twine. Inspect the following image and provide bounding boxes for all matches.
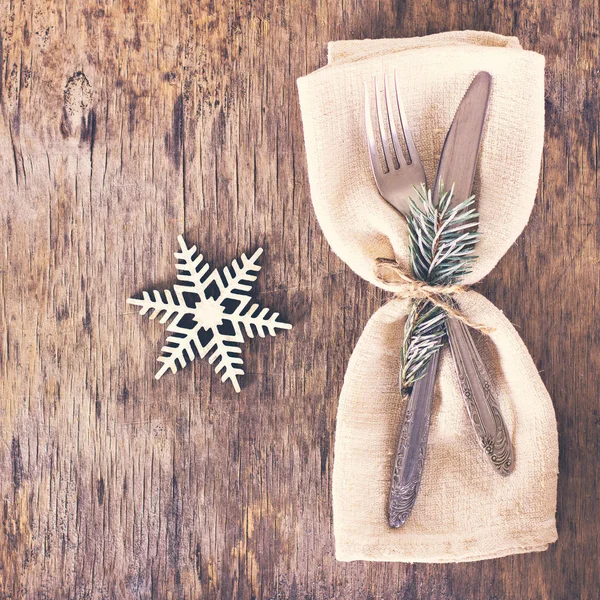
[374,258,495,334]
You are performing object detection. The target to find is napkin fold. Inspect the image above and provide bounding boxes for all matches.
[297,31,558,563]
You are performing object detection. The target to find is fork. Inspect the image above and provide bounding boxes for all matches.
[365,73,439,528]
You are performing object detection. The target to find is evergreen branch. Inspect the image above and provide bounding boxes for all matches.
[400,185,479,394]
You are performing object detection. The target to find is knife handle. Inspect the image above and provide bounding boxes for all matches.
[388,350,439,528]
[446,316,514,476]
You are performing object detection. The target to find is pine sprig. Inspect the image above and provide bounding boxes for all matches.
[400,185,479,394]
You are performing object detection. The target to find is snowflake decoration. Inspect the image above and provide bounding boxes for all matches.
[127,235,291,392]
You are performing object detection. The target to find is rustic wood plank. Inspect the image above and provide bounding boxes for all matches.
[0,0,597,598]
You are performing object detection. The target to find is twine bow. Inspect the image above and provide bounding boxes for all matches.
[374,258,495,334]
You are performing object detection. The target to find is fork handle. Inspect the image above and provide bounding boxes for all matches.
[446,317,514,476]
[388,350,439,528]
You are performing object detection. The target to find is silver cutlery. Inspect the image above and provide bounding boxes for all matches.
[432,72,514,476]
[365,71,514,529]
[365,73,438,527]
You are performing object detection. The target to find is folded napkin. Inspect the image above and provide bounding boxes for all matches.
[297,31,558,563]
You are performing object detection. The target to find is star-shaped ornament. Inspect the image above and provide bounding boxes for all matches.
[128,236,291,392]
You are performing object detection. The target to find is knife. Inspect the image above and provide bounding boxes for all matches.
[433,71,514,476]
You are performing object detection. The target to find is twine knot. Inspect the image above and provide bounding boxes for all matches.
[374,258,494,334]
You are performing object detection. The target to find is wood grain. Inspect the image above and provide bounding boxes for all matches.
[0,1,598,598]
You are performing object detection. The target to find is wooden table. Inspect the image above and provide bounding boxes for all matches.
[0,1,597,598]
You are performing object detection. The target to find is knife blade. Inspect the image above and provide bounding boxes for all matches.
[433,71,515,475]
[433,71,492,205]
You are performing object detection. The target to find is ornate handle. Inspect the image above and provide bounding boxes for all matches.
[446,316,514,476]
[388,351,439,527]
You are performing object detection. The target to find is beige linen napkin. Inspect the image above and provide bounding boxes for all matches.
[297,31,558,563]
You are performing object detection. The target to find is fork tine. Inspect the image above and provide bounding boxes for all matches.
[374,77,395,172]
[384,75,407,167]
[364,82,385,180]
[394,71,418,165]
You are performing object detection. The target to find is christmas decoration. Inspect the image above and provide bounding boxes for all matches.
[128,235,291,392]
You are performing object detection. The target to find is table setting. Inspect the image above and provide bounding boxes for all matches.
[298,30,558,563]
[3,1,596,596]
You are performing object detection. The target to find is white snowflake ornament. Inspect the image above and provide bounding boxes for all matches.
[127,235,291,392]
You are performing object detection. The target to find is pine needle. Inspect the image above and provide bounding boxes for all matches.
[400,185,479,394]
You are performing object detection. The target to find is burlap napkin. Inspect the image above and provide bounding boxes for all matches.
[297,31,558,563]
